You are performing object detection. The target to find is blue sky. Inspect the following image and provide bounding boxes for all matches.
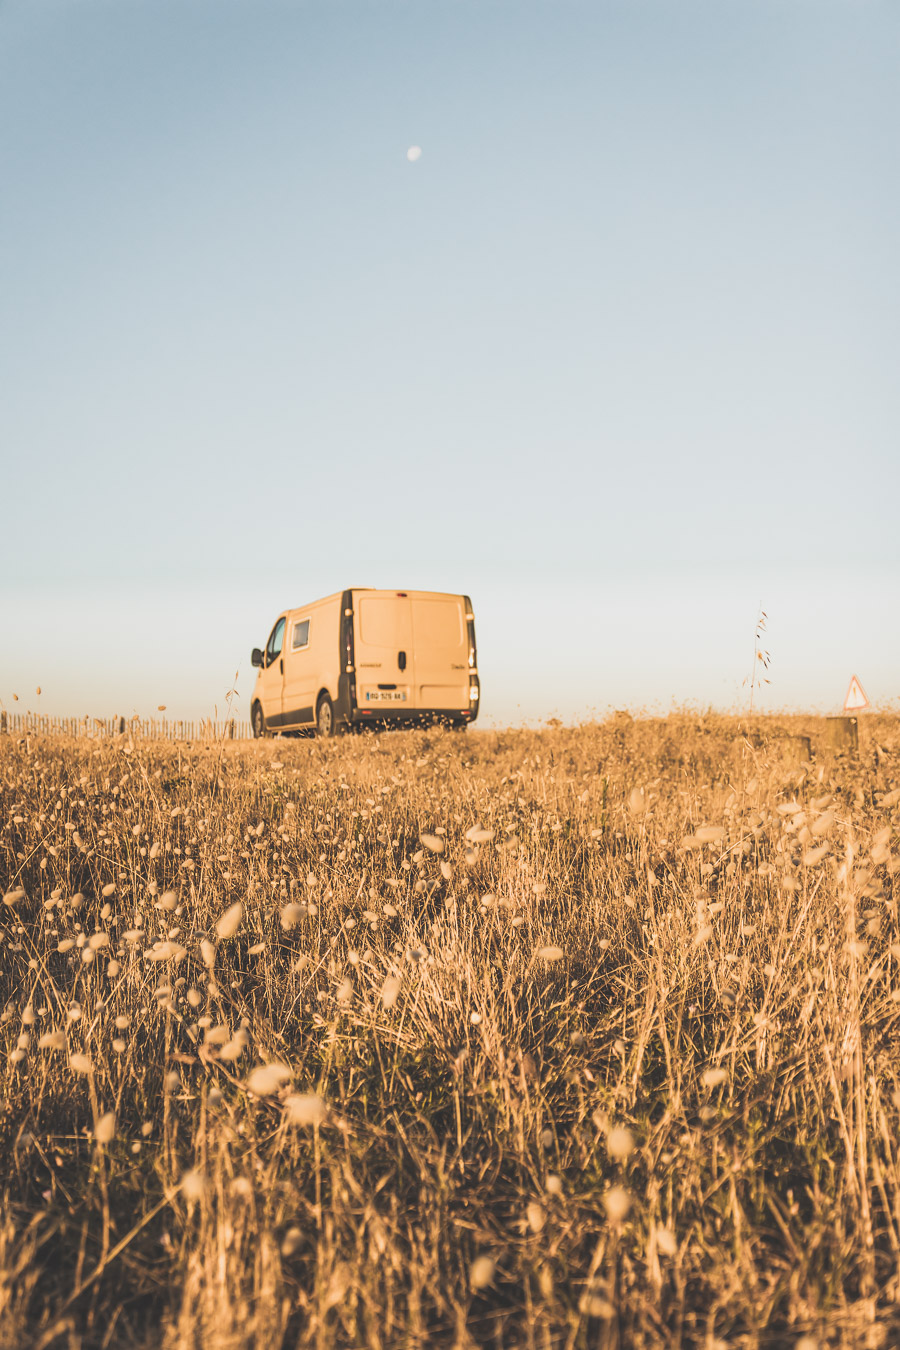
[2,1,898,725]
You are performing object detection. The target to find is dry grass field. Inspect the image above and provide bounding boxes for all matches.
[2,713,900,1349]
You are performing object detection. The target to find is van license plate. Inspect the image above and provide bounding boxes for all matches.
[365,690,407,703]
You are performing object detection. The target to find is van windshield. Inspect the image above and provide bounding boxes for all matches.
[266,618,286,666]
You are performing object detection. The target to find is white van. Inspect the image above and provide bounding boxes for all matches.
[250,588,479,737]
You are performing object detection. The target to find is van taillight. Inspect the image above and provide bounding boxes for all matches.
[342,606,355,675]
[464,595,477,675]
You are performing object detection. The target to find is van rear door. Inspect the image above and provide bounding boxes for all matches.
[410,593,469,711]
[354,592,415,711]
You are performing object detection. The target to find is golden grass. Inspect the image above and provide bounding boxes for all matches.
[1,712,899,1348]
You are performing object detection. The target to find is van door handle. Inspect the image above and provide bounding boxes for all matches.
[398,650,407,672]
[279,658,283,674]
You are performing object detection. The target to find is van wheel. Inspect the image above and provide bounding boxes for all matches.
[252,703,266,739]
[316,696,335,738]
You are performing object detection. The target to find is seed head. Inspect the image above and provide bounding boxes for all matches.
[216,902,243,940]
[603,1186,632,1223]
[284,1093,327,1126]
[537,945,564,962]
[381,975,401,1009]
[526,1201,546,1232]
[465,826,494,844]
[606,1126,635,1160]
[470,1255,495,1290]
[94,1111,116,1144]
[180,1168,206,1201]
[246,1063,292,1095]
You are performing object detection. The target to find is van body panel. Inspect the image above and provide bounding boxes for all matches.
[251,587,478,731]
[281,593,340,727]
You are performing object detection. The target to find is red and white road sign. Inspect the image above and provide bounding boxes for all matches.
[843,675,869,712]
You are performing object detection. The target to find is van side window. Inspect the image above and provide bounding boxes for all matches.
[292,619,310,651]
[266,618,286,667]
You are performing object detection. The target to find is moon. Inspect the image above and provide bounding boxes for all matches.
[407,145,422,162]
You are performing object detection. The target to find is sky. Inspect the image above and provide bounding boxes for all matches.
[1,0,898,727]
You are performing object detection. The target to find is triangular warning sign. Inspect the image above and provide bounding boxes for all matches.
[843,675,869,712]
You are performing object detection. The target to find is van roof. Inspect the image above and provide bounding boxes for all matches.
[279,588,469,615]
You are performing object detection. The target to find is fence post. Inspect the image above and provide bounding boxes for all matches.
[229,718,235,740]
[823,716,858,756]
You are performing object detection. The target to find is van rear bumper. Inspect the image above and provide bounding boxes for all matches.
[348,707,477,727]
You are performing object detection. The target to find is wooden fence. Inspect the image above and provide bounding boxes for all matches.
[0,712,252,742]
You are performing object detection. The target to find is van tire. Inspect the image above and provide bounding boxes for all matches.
[252,703,267,739]
[316,695,335,738]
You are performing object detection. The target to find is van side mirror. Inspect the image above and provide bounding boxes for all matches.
[251,648,264,668]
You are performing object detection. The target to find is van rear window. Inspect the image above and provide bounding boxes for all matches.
[292,620,310,650]
[411,599,464,649]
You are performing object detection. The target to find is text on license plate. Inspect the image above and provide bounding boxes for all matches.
[365,690,407,703]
